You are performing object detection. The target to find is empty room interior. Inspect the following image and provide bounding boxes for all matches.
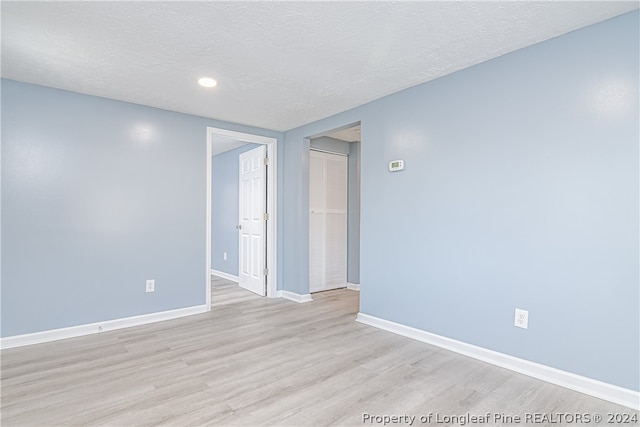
[1,2,639,426]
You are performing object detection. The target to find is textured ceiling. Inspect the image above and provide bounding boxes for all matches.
[2,1,637,132]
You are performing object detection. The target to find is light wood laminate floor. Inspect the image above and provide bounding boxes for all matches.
[1,276,637,426]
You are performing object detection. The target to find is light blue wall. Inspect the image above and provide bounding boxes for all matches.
[310,136,351,155]
[1,79,282,337]
[282,11,639,391]
[348,141,360,284]
[211,144,259,275]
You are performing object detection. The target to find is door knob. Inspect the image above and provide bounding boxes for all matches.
[236,224,242,230]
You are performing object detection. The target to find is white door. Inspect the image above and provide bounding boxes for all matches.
[309,150,348,293]
[238,145,267,296]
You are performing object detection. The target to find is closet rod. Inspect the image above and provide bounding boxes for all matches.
[310,148,348,157]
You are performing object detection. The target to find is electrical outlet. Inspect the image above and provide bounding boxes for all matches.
[146,279,155,293]
[514,308,528,329]
[223,252,227,261]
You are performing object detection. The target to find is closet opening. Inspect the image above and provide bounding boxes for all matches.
[308,123,360,294]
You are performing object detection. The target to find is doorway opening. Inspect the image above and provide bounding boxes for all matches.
[307,122,361,294]
[206,127,278,308]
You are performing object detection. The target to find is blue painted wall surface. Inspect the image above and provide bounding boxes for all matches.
[310,136,351,155]
[211,144,259,275]
[348,141,360,285]
[1,79,282,337]
[283,12,639,390]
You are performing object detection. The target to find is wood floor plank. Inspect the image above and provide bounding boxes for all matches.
[1,276,637,426]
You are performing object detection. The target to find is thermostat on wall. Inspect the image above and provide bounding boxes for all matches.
[389,160,405,172]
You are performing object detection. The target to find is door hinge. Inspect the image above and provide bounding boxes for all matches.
[264,157,270,165]
[264,268,269,276]
[264,212,269,221]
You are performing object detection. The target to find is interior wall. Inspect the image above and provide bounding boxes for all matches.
[348,141,360,285]
[1,79,282,337]
[282,11,639,391]
[211,143,260,276]
[310,136,351,155]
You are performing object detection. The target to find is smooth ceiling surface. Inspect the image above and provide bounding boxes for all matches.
[326,125,362,143]
[2,1,637,132]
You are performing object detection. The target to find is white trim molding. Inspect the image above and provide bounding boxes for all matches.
[356,313,640,410]
[210,269,239,283]
[347,282,360,291]
[277,290,313,303]
[1,305,208,350]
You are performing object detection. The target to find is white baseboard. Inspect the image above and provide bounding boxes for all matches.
[311,283,347,292]
[347,282,360,291]
[1,305,208,350]
[356,313,639,410]
[276,290,313,303]
[210,269,239,282]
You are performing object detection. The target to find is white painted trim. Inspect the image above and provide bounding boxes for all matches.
[265,134,278,299]
[206,127,278,302]
[206,127,276,145]
[210,269,239,283]
[356,313,640,410]
[310,283,347,293]
[310,147,348,157]
[205,133,213,310]
[1,305,208,350]
[276,290,313,303]
[347,282,360,291]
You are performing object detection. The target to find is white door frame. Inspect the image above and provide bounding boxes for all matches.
[206,127,278,308]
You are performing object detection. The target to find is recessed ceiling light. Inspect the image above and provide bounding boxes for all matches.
[198,77,218,88]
